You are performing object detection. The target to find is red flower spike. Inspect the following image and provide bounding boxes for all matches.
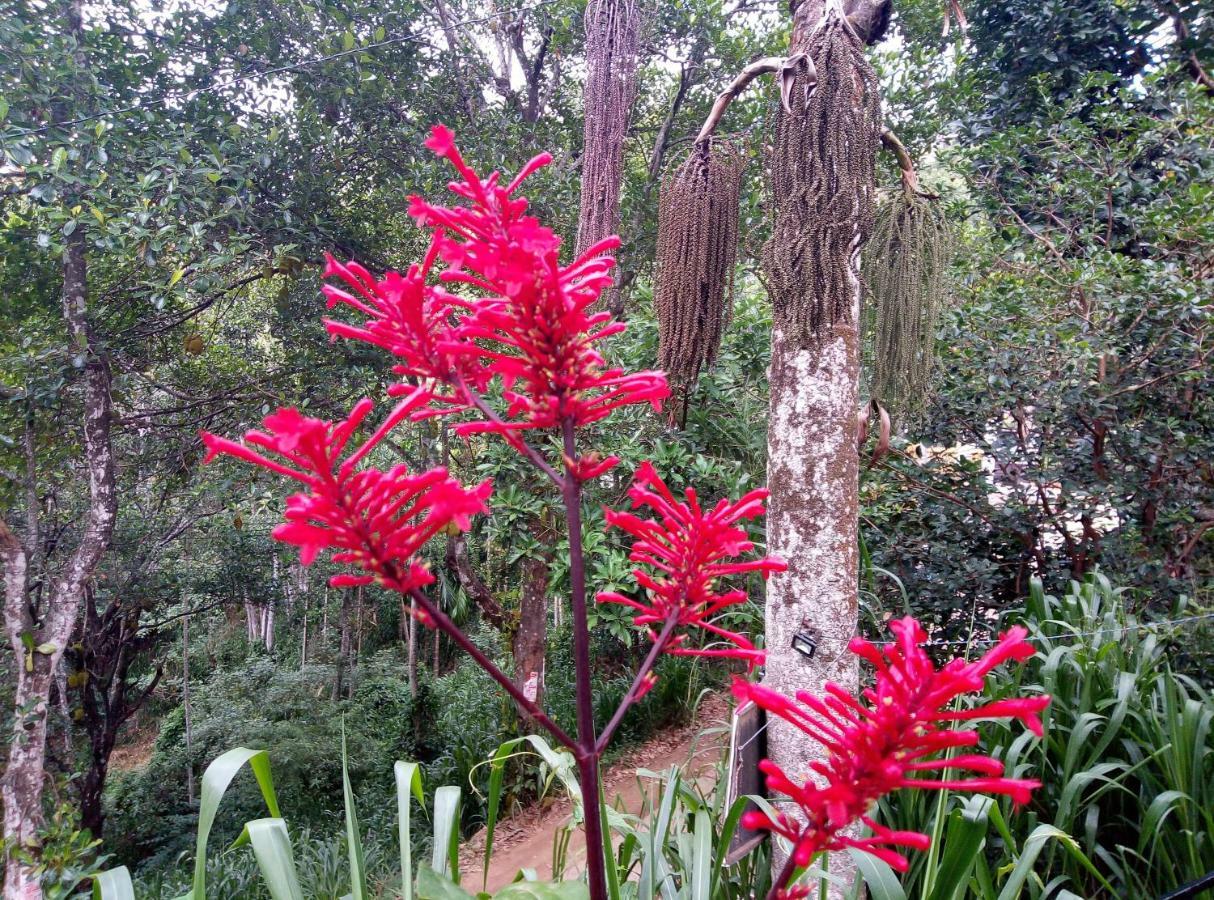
[320,126,669,458]
[597,463,785,662]
[732,618,1049,878]
[200,401,491,597]
[409,126,670,435]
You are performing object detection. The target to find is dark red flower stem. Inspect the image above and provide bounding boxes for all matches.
[405,586,578,753]
[455,374,565,487]
[768,852,800,900]
[595,614,680,754]
[560,417,609,900]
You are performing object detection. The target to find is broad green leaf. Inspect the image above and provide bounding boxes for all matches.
[848,850,906,900]
[927,798,991,900]
[432,785,462,881]
[93,867,136,900]
[247,818,304,900]
[396,761,424,900]
[188,747,281,899]
[417,864,475,900]
[689,808,711,900]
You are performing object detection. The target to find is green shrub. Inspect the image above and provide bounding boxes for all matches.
[875,573,1214,898]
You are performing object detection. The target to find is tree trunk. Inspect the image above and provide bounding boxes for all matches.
[513,554,549,708]
[759,0,878,892]
[407,596,418,698]
[334,589,352,700]
[3,219,117,899]
[183,607,194,804]
[764,320,861,893]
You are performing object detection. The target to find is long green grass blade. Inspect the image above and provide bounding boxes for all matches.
[484,742,513,893]
[689,808,712,900]
[847,850,907,900]
[342,727,369,900]
[396,761,424,900]
[432,785,462,882]
[93,866,136,900]
[247,818,305,900]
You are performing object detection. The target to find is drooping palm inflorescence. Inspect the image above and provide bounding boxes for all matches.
[654,138,746,407]
[576,0,642,260]
[761,15,881,345]
[864,189,953,418]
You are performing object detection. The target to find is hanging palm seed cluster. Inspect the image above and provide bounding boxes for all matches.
[865,188,953,418]
[761,15,881,345]
[576,0,642,257]
[654,138,747,391]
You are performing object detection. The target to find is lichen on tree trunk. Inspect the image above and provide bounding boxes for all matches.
[759,0,881,891]
[764,318,861,894]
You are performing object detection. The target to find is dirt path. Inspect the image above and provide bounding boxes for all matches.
[459,693,732,893]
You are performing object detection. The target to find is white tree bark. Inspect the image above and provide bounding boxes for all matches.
[764,317,861,896]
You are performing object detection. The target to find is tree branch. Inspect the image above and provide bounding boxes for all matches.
[696,56,788,144]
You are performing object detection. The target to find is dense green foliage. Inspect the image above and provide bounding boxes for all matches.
[874,575,1214,898]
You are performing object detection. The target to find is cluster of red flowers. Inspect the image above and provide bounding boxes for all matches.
[734,617,1050,875]
[323,125,668,465]
[201,400,491,611]
[200,127,1049,894]
[597,462,785,663]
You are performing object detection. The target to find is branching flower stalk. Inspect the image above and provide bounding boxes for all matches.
[201,126,1045,900]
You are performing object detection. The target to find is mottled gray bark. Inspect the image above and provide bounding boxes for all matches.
[759,0,873,893]
[3,223,117,899]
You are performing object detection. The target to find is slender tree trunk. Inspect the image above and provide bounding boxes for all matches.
[407,597,418,697]
[334,589,352,700]
[3,220,117,899]
[183,608,194,804]
[300,591,309,669]
[514,554,549,708]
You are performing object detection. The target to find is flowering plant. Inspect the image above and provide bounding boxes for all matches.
[202,127,1047,899]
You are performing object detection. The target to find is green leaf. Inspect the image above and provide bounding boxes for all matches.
[51,147,67,171]
[689,808,712,900]
[432,785,461,881]
[417,865,475,900]
[168,268,185,288]
[342,726,368,900]
[395,761,424,900]
[927,798,991,900]
[93,867,136,900]
[187,747,281,899]
[494,883,590,899]
[247,818,305,900]
[343,30,355,50]
[0,97,9,121]
[848,850,907,900]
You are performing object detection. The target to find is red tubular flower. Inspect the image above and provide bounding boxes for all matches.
[320,125,669,477]
[409,126,670,440]
[200,399,491,615]
[733,617,1049,874]
[597,462,786,663]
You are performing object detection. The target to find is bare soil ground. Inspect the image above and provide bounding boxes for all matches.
[459,693,732,893]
